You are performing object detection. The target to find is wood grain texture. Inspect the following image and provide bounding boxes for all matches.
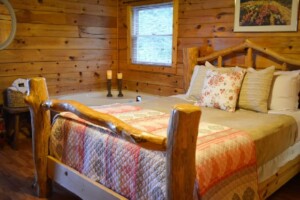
[24,78,51,197]
[166,104,201,200]
[196,40,300,67]
[0,137,82,200]
[1,0,299,99]
[0,0,118,104]
[182,47,199,90]
[118,0,181,96]
[176,0,300,90]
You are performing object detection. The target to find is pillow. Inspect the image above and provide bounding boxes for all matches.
[205,61,216,68]
[186,64,233,100]
[196,69,246,112]
[268,70,300,111]
[238,66,275,113]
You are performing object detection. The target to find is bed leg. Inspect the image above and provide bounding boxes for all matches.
[25,78,52,197]
[166,104,201,200]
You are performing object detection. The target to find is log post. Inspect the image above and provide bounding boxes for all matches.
[24,77,51,197]
[246,47,253,68]
[166,104,201,200]
[217,56,222,67]
[183,47,199,91]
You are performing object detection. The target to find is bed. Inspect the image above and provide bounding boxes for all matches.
[25,40,300,200]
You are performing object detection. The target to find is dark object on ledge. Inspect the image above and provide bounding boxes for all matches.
[3,106,30,150]
[106,79,113,97]
[117,79,123,97]
[136,96,142,102]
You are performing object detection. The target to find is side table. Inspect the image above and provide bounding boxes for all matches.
[3,106,30,149]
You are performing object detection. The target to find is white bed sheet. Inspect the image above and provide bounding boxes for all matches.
[258,110,300,182]
[258,141,300,182]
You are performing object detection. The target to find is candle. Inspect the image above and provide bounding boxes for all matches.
[117,72,123,79]
[106,70,112,79]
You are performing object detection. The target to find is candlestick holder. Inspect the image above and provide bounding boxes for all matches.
[117,79,123,97]
[106,79,113,97]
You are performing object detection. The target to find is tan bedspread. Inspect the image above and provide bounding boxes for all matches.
[136,96,298,166]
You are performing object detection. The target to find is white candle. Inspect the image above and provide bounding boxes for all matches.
[106,70,112,79]
[117,72,123,79]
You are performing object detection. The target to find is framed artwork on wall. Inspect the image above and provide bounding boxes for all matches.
[234,0,299,32]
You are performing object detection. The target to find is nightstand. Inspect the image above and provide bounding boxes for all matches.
[3,106,30,149]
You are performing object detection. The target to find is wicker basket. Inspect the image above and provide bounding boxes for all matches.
[4,89,27,108]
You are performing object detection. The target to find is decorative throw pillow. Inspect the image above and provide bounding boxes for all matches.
[238,66,275,113]
[186,64,233,100]
[269,70,300,111]
[196,69,246,112]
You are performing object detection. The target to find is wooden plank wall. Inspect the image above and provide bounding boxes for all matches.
[118,0,185,96]
[178,0,300,66]
[0,0,117,104]
[118,0,300,96]
[1,0,299,103]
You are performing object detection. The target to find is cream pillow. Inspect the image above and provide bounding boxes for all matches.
[205,61,216,68]
[269,70,300,111]
[238,66,275,113]
[196,69,245,112]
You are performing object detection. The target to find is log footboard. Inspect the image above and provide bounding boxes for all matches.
[25,77,201,200]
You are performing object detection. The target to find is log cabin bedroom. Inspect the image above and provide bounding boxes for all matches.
[0,0,299,199]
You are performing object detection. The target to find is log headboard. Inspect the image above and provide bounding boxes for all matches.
[183,39,300,91]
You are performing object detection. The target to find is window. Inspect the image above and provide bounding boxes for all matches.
[131,3,173,66]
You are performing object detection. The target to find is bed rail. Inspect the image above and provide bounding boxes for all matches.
[183,39,300,91]
[43,99,167,151]
[25,77,201,200]
[197,39,300,67]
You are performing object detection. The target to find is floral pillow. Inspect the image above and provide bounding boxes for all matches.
[196,69,246,112]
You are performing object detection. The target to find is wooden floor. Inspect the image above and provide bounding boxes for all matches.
[0,137,299,200]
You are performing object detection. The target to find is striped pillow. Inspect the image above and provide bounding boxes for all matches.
[238,66,275,113]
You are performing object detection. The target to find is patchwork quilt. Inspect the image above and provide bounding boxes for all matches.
[50,104,259,200]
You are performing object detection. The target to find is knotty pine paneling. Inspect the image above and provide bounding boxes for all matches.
[177,0,300,90]
[118,0,300,96]
[1,0,300,103]
[0,0,117,104]
[117,0,182,97]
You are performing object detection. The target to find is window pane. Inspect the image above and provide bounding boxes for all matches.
[132,3,173,66]
[136,5,173,35]
[133,35,172,66]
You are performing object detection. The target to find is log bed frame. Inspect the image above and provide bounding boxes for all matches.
[25,40,300,200]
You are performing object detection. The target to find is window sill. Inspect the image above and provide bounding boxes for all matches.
[128,63,176,74]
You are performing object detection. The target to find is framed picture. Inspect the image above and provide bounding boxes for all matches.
[234,0,299,32]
